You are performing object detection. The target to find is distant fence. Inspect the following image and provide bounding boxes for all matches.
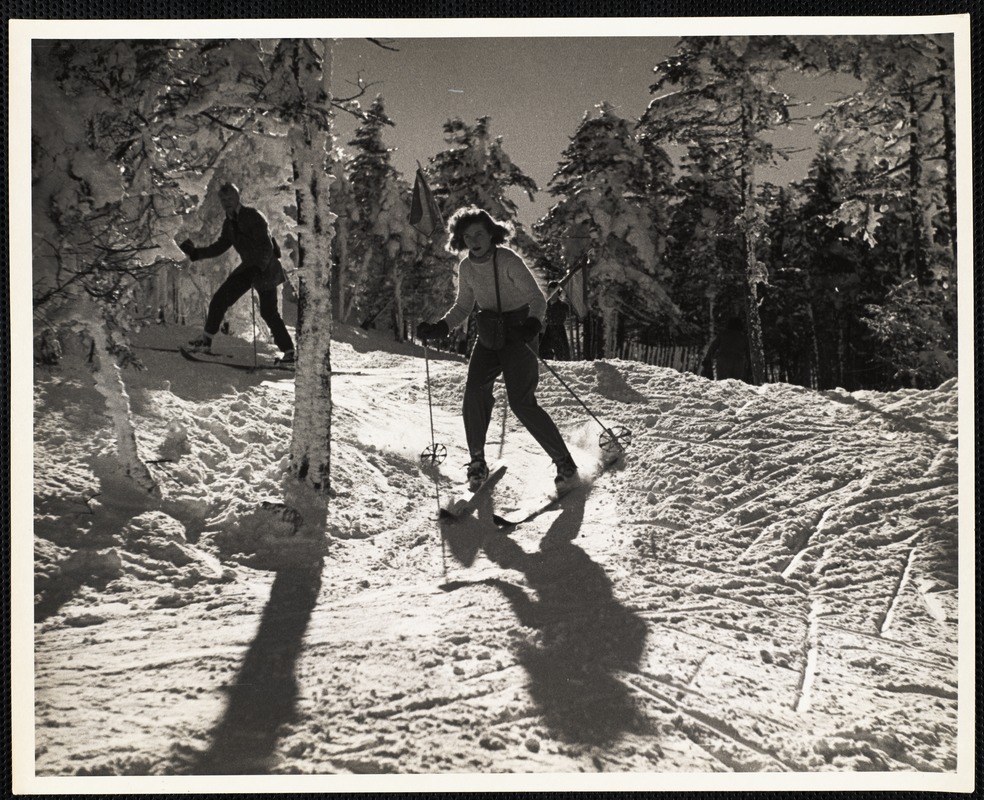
[617,339,704,374]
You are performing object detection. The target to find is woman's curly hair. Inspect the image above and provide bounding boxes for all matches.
[445,206,513,254]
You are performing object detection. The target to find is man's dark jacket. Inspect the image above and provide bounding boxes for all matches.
[195,205,285,290]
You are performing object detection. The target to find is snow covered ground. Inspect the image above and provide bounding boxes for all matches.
[15,321,973,792]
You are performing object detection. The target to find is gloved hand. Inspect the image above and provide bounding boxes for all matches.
[417,319,449,341]
[177,239,199,261]
[519,317,542,342]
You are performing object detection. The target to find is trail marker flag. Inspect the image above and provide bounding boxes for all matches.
[565,261,588,319]
[409,165,444,238]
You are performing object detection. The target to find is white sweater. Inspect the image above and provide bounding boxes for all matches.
[441,246,546,330]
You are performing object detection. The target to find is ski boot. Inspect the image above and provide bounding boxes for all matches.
[554,455,581,495]
[187,333,213,354]
[466,458,490,492]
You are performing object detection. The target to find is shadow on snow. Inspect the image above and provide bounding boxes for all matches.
[458,483,650,746]
[187,566,322,774]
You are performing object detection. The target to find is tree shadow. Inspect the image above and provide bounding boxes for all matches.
[481,489,649,746]
[331,323,464,361]
[127,344,295,407]
[189,565,322,774]
[34,571,112,623]
[592,360,651,404]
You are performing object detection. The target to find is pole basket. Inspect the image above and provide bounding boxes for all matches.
[599,425,632,455]
[420,443,448,465]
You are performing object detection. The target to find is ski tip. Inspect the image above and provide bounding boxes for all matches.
[438,580,473,592]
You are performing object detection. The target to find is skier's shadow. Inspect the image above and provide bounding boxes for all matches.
[189,565,322,774]
[481,489,649,745]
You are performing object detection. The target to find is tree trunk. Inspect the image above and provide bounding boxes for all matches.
[907,89,932,287]
[598,295,618,359]
[734,92,768,385]
[333,216,349,321]
[343,250,372,324]
[740,164,767,385]
[391,261,404,341]
[581,258,595,360]
[805,303,820,390]
[285,39,335,512]
[938,71,957,266]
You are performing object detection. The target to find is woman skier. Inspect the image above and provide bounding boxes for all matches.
[417,207,579,493]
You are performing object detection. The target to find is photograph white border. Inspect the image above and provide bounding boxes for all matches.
[9,14,975,794]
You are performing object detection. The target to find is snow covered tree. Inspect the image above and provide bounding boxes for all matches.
[638,132,676,272]
[31,39,232,494]
[536,102,676,358]
[264,39,336,505]
[640,36,804,384]
[370,175,419,340]
[754,184,808,383]
[773,140,895,389]
[863,279,957,387]
[32,41,214,329]
[816,35,956,275]
[345,95,395,325]
[326,147,357,323]
[32,38,343,517]
[656,141,744,340]
[811,34,957,386]
[428,116,539,256]
[344,95,420,338]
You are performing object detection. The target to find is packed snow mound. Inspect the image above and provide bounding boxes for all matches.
[29,322,963,781]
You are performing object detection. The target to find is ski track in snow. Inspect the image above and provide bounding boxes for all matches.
[29,324,962,778]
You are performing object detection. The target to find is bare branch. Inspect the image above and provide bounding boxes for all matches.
[333,70,382,104]
[200,111,249,134]
[367,38,399,52]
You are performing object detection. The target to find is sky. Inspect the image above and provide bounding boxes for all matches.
[331,36,861,229]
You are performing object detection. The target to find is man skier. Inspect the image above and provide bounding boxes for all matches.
[702,316,750,381]
[178,182,295,362]
[540,282,572,361]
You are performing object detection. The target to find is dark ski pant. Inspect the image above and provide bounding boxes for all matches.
[205,265,294,353]
[464,337,570,464]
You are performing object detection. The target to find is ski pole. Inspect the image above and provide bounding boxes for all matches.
[425,345,438,460]
[250,289,258,370]
[420,343,448,469]
[420,342,448,579]
[525,343,632,455]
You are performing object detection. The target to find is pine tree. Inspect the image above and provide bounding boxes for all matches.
[428,116,539,255]
[657,141,744,341]
[536,103,676,358]
[345,96,419,338]
[640,36,804,384]
[787,141,888,388]
[346,95,395,326]
[326,147,357,323]
[813,34,957,386]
